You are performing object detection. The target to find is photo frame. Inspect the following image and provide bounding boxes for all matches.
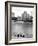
[5,1,37,45]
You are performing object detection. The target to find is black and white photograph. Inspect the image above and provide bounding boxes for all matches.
[5,1,37,44]
[11,7,33,39]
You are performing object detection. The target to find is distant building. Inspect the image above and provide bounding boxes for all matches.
[22,11,33,22]
[22,11,27,20]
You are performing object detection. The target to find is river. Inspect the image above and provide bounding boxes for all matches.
[11,20,33,39]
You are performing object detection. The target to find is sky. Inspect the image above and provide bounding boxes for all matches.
[11,7,34,17]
